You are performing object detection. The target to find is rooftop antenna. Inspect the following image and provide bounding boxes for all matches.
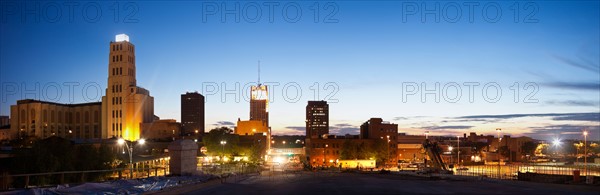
[258,60,261,85]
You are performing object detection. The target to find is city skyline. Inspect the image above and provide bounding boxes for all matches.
[1,1,599,141]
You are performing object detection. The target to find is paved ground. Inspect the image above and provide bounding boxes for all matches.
[155,172,599,195]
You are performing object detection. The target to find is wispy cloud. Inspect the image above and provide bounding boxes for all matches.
[421,125,473,130]
[393,117,409,120]
[545,100,599,107]
[212,121,235,127]
[552,113,600,122]
[284,126,305,132]
[525,125,600,138]
[552,54,599,73]
[543,82,600,91]
[455,112,600,122]
[330,123,359,135]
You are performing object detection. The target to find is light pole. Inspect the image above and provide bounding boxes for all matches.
[496,128,501,178]
[118,138,145,179]
[387,135,391,166]
[583,131,588,175]
[324,144,328,166]
[457,135,460,168]
[220,140,227,162]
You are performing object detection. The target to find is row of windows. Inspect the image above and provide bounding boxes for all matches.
[112,123,123,131]
[323,150,340,155]
[112,67,122,75]
[111,55,135,64]
[312,143,341,148]
[112,96,122,105]
[112,44,122,51]
[112,110,122,118]
[22,125,100,139]
[112,84,123,93]
[21,109,99,124]
[112,55,123,62]
[112,43,134,52]
[379,128,396,133]
[111,67,134,76]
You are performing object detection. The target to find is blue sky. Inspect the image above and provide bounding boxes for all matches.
[1,1,598,141]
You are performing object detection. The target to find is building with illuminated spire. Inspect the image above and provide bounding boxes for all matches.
[250,84,269,127]
[235,62,271,154]
[101,34,154,141]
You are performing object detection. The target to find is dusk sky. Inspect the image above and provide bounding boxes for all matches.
[1,1,598,141]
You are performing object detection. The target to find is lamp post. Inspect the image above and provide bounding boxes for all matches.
[457,135,460,168]
[496,128,501,178]
[118,138,145,179]
[220,140,227,162]
[387,135,391,166]
[583,131,588,175]
[324,144,328,166]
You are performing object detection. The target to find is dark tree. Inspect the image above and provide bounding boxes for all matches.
[520,141,538,156]
[202,127,239,157]
[372,139,389,166]
[498,146,510,158]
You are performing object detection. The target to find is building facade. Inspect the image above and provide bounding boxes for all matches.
[0,116,10,141]
[235,119,268,136]
[306,101,328,139]
[397,134,427,162]
[140,119,181,140]
[181,92,205,136]
[0,116,8,127]
[101,34,154,141]
[10,99,102,139]
[250,85,268,127]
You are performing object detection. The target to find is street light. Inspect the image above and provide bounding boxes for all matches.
[220,140,227,161]
[583,130,588,175]
[552,139,561,147]
[496,128,501,178]
[387,135,391,166]
[324,144,328,166]
[118,138,145,179]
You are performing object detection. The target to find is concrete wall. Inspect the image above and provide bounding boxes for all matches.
[168,139,198,176]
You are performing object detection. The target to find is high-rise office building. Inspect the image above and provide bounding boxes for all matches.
[306,101,329,139]
[250,85,268,127]
[102,34,154,141]
[181,92,205,136]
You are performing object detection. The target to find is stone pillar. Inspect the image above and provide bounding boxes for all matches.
[168,139,199,176]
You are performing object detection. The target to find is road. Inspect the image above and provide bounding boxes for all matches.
[171,171,599,195]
